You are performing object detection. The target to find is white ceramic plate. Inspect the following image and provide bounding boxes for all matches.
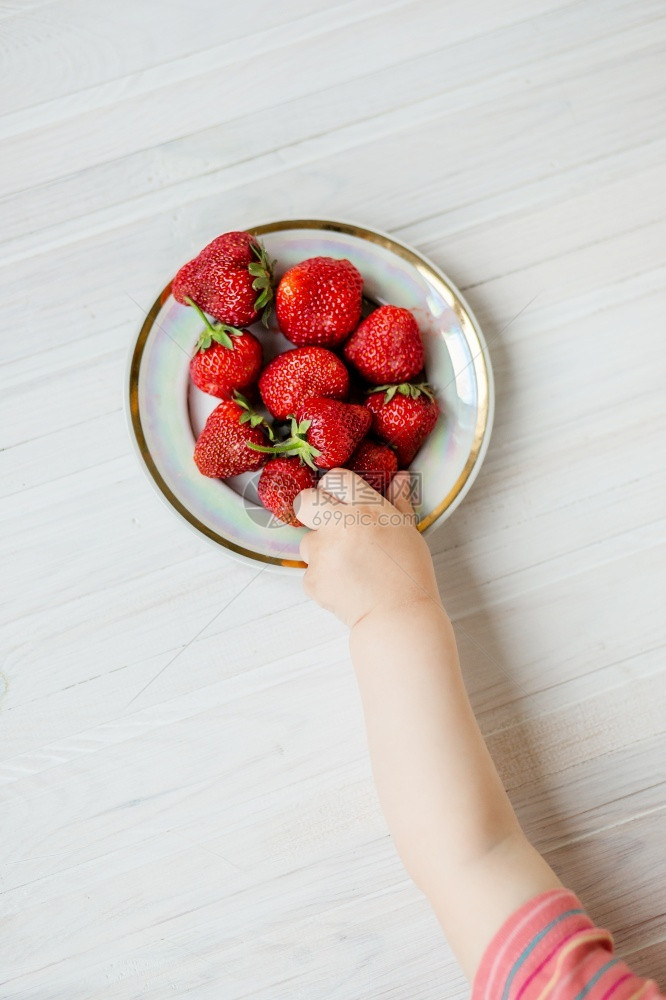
[126,219,494,569]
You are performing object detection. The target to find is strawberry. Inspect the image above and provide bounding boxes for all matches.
[346,439,398,495]
[250,397,371,470]
[194,395,272,478]
[259,346,349,420]
[257,457,317,526]
[173,231,274,328]
[275,257,363,346]
[366,383,439,467]
[343,304,425,384]
[190,309,263,398]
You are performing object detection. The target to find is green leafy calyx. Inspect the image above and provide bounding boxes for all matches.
[234,392,275,440]
[367,381,435,404]
[249,239,276,328]
[247,413,321,469]
[185,297,244,352]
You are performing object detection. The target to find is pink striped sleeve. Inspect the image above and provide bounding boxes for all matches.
[472,889,664,1000]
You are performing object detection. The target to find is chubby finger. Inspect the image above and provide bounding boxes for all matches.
[318,467,384,506]
[387,470,416,516]
[293,486,344,530]
[299,527,315,564]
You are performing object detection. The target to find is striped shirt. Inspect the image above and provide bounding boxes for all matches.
[472,888,664,1000]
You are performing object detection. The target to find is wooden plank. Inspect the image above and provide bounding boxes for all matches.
[2,2,663,235]
[0,0,576,130]
[622,940,666,992]
[3,21,665,259]
[0,0,415,117]
[546,809,666,954]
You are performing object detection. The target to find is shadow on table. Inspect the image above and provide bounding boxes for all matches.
[428,310,574,853]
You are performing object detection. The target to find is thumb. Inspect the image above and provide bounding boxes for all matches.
[387,470,415,516]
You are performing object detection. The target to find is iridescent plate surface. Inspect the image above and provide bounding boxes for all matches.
[126,219,494,569]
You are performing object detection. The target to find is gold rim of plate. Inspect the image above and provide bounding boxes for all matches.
[128,219,491,568]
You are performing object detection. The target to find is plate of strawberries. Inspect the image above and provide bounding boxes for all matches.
[127,219,493,568]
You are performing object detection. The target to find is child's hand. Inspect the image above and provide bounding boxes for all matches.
[294,468,443,628]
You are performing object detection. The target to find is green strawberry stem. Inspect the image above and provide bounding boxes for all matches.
[233,391,275,441]
[367,381,435,404]
[184,296,244,352]
[247,415,321,470]
[247,441,293,455]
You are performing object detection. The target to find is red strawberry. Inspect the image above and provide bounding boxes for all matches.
[275,257,363,346]
[194,395,272,478]
[173,231,274,328]
[293,397,371,469]
[366,383,439,467]
[343,304,425,384]
[250,397,371,470]
[257,457,317,526]
[259,346,349,420]
[190,317,263,398]
[346,439,398,495]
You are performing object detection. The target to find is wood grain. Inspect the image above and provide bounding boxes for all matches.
[1,1,665,996]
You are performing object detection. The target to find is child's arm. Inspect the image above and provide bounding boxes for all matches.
[295,468,561,978]
[351,600,562,978]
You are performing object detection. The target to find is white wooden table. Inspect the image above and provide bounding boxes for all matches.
[1,2,665,997]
